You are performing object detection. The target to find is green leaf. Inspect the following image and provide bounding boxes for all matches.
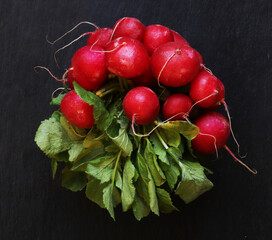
[51,111,62,121]
[50,93,66,106]
[85,179,106,208]
[73,82,111,130]
[51,159,58,179]
[175,160,214,203]
[144,139,166,186]
[187,139,197,158]
[85,155,115,183]
[164,158,180,190]
[160,128,181,148]
[35,117,72,156]
[68,143,85,162]
[103,183,115,220]
[60,116,86,140]
[61,167,87,192]
[70,145,105,171]
[156,188,178,213]
[150,132,169,166]
[158,120,199,140]
[132,193,150,221]
[50,151,69,162]
[121,158,136,211]
[106,116,133,157]
[136,152,159,216]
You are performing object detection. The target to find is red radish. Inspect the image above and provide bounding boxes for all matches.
[162,94,193,120]
[189,70,222,108]
[151,42,200,87]
[191,112,256,174]
[71,45,108,91]
[87,28,112,48]
[192,112,230,155]
[123,87,160,125]
[111,17,145,41]
[60,90,95,129]
[106,37,149,78]
[143,25,174,55]
[194,49,204,66]
[171,30,189,46]
[131,59,156,87]
[67,69,75,89]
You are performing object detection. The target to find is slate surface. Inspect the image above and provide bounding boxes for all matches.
[0,0,271,239]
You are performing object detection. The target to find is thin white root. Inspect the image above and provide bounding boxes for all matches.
[46,21,99,45]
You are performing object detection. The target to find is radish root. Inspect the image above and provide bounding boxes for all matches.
[34,66,64,82]
[224,145,257,174]
[54,32,92,68]
[46,21,99,45]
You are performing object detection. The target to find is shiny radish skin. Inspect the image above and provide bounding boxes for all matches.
[60,90,95,129]
[87,28,113,48]
[191,112,230,155]
[194,49,204,66]
[71,45,108,91]
[162,94,193,120]
[171,30,189,46]
[144,25,174,55]
[189,70,222,108]
[111,17,146,41]
[123,87,160,125]
[151,42,200,87]
[67,70,75,89]
[106,37,149,78]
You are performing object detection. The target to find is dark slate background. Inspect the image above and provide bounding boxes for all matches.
[1,0,271,239]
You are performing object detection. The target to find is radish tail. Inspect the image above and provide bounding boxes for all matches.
[224,145,257,174]
[33,66,63,82]
[46,21,99,45]
[54,32,92,68]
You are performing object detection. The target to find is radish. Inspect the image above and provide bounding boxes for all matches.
[87,28,113,48]
[67,68,75,89]
[162,94,193,120]
[60,90,95,129]
[123,87,160,125]
[111,17,145,41]
[191,112,256,174]
[171,30,189,46]
[71,45,108,91]
[189,69,223,108]
[151,42,200,87]
[143,24,174,55]
[131,58,156,87]
[105,37,149,78]
[194,49,204,66]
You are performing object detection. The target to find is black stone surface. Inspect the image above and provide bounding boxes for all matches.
[0,0,271,239]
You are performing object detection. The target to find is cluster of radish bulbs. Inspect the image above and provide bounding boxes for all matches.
[55,17,255,174]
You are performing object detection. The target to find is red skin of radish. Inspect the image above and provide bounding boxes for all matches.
[106,37,149,78]
[191,112,230,155]
[143,25,174,55]
[189,70,223,108]
[71,45,108,91]
[131,59,156,87]
[60,90,95,129]
[67,70,74,89]
[111,17,145,41]
[162,94,193,120]
[194,49,203,66]
[151,42,200,87]
[87,28,112,48]
[171,30,189,46]
[123,87,160,125]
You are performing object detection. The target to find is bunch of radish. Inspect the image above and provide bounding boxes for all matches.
[35,17,256,220]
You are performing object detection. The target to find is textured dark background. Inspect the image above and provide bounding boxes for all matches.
[1,0,271,239]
